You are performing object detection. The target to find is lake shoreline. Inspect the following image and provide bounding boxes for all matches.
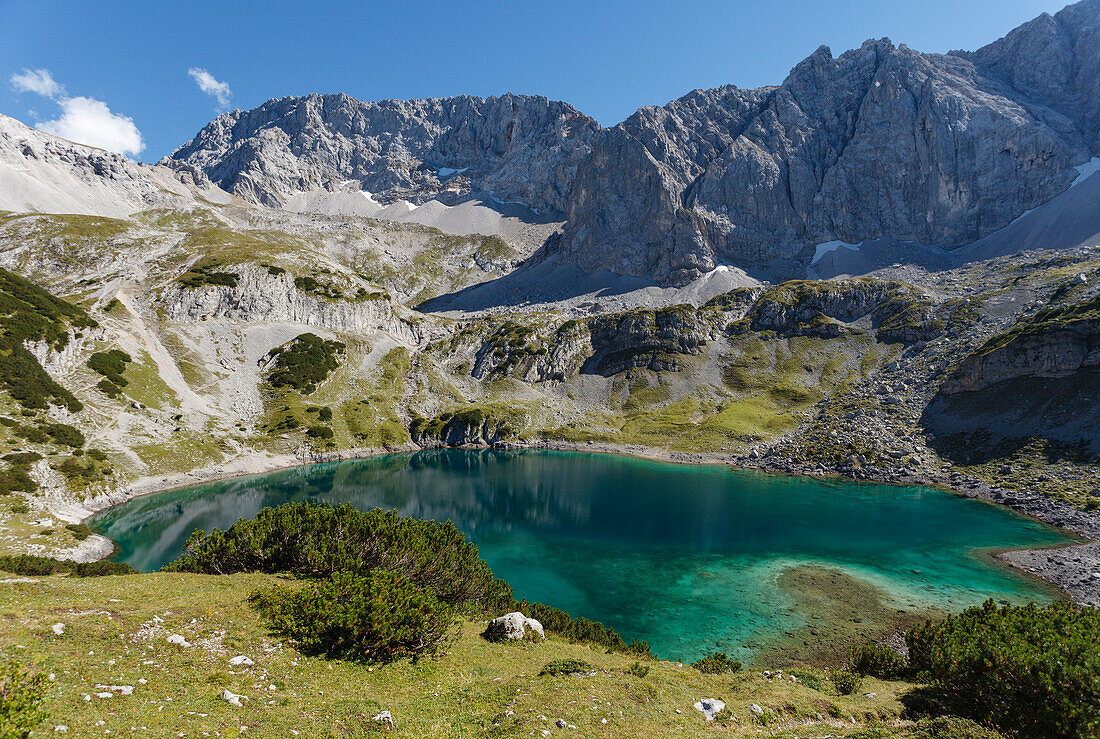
[59,439,1100,608]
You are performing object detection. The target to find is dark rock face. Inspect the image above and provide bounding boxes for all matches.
[166,93,598,213]
[583,306,707,376]
[940,299,1100,395]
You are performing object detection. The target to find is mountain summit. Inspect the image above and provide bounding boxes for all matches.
[168,0,1100,288]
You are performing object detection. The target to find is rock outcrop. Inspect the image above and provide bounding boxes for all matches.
[743,279,939,343]
[940,294,1100,394]
[165,93,598,213]
[0,114,228,217]
[162,264,429,343]
[584,305,708,375]
[924,293,1100,447]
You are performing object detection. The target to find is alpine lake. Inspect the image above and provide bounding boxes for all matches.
[91,449,1074,665]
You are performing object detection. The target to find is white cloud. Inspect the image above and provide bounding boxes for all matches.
[188,67,231,108]
[37,96,144,157]
[10,68,63,98]
[8,67,144,157]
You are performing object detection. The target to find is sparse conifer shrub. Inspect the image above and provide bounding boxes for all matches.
[691,652,742,674]
[250,570,452,664]
[538,659,593,676]
[166,502,513,612]
[905,600,1100,738]
[0,661,48,737]
[829,670,862,695]
[849,641,907,680]
[266,333,345,394]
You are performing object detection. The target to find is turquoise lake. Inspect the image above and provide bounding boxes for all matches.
[91,449,1072,662]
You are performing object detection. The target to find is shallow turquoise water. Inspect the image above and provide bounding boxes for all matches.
[91,449,1072,661]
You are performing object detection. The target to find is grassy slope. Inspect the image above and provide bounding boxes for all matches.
[1,571,914,738]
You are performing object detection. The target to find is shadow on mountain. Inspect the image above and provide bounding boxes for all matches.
[921,370,1100,464]
[418,250,766,313]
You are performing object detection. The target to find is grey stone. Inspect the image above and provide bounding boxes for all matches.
[693,698,726,721]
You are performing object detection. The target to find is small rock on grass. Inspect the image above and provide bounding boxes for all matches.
[372,711,396,730]
[229,655,254,666]
[693,698,726,721]
[221,689,246,707]
[51,623,64,636]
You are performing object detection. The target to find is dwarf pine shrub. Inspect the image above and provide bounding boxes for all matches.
[250,570,452,664]
[905,599,1100,738]
[166,502,513,612]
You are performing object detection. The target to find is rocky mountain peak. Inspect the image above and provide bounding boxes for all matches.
[162,1,1100,289]
[553,2,1100,286]
[165,92,600,213]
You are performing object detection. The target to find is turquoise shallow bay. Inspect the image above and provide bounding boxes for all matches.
[91,449,1072,662]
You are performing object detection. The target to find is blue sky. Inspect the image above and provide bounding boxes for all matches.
[0,0,1070,161]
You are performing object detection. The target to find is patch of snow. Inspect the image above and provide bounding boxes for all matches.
[1072,157,1100,187]
[811,240,861,265]
[437,167,468,178]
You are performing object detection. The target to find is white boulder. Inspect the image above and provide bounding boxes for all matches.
[693,698,726,721]
[483,612,545,642]
[221,689,246,707]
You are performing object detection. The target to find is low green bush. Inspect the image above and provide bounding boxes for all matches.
[538,659,593,676]
[0,555,68,576]
[266,333,345,394]
[905,599,1100,738]
[849,641,908,680]
[829,670,862,695]
[626,662,650,678]
[0,661,48,737]
[43,423,84,448]
[250,570,451,664]
[0,555,135,577]
[519,600,650,656]
[1,453,40,465]
[691,652,742,675]
[178,261,239,289]
[87,349,131,389]
[166,502,513,612]
[306,406,333,422]
[305,425,333,439]
[65,523,92,540]
[909,716,1004,739]
[791,669,825,691]
[69,561,137,577]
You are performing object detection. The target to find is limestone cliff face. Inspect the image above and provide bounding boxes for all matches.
[162,265,429,343]
[583,307,707,376]
[468,306,709,382]
[924,293,1100,448]
[166,93,598,213]
[557,13,1099,284]
[164,2,1100,287]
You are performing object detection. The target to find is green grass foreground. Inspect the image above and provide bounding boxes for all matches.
[0,571,919,738]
